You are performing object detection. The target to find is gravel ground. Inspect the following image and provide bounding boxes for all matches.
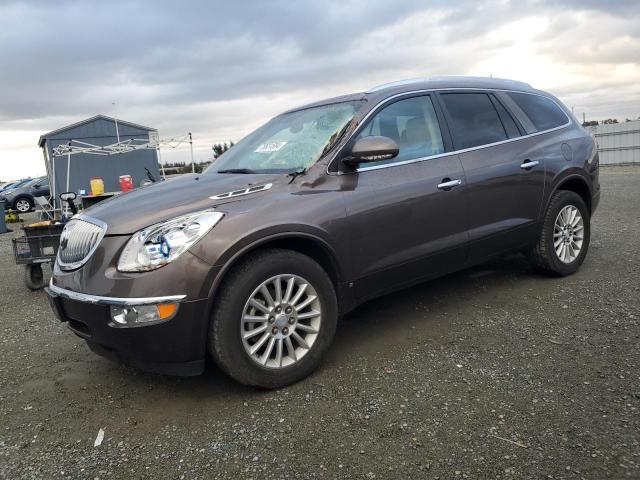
[1,165,639,479]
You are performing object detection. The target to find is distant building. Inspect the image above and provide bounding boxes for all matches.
[38,115,161,201]
[587,119,640,165]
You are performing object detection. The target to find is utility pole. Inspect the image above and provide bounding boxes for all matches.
[189,132,195,173]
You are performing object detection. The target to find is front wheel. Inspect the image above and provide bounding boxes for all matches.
[529,190,591,276]
[209,248,338,388]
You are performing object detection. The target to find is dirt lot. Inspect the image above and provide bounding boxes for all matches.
[1,165,638,479]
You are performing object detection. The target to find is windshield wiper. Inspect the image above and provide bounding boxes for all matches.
[287,167,306,183]
[216,168,258,174]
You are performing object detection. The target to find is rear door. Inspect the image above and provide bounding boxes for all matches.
[437,91,546,260]
[339,94,469,301]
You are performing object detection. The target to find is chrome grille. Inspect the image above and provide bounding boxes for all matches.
[57,218,106,270]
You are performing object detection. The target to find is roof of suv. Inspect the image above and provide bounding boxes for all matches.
[286,76,539,113]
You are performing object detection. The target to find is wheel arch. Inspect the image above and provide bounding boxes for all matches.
[13,195,34,211]
[548,172,593,215]
[205,232,347,314]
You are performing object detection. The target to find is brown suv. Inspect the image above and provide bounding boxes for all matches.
[46,76,600,388]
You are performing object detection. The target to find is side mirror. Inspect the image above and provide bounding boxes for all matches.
[59,192,78,215]
[59,191,77,202]
[343,136,399,167]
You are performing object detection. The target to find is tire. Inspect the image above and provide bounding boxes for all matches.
[209,248,338,388]
[14,197,33,213]
[24,264,45,290]
[529,190,590,276]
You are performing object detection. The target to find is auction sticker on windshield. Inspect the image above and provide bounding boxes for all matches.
[254,142,287,153]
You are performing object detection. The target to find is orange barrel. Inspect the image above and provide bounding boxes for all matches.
[119,175,133,192]
[90,177,105,195]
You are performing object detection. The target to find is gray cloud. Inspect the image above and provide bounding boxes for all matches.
[0,0,639,171]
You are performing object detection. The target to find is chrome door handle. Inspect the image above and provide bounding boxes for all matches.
[437,179,462,190]
[520,159,539,169]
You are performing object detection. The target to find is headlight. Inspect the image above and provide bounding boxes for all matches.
[117,210,224,272]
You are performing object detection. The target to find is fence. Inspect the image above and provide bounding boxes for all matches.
[587,119,640,165]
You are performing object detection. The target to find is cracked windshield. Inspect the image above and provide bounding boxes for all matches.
[209,101,362,174]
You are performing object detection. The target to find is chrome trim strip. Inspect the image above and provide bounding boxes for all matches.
[57,215,107,271]
[326,87,572,175]
[48,280,186,306]
[209,183,272,200]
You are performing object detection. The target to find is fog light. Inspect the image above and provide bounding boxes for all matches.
[109,303,178,327]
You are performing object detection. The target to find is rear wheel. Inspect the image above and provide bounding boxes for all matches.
[529,190,590,276]
[14,197,33,213]
[209,248,338,388]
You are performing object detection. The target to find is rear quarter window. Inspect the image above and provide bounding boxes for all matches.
[507,92,569,132]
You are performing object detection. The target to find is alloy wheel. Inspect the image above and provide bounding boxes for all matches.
[15,199,31,212]
[241,274,322,369]
[553,205,584,263]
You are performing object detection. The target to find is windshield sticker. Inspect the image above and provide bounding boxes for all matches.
[254,141,287,153]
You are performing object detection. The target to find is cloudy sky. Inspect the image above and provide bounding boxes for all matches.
[1,0,639,180]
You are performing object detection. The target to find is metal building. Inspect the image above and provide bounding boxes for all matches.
[587,119,640,165]
[38,115,161,203]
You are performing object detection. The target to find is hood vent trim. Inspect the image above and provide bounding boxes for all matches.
[209,183,272,201]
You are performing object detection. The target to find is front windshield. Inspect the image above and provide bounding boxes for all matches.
[207,100,362,174]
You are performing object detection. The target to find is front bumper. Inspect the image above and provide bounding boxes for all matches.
[45,282,209,376]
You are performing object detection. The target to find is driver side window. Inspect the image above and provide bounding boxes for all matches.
[355,95,444,168]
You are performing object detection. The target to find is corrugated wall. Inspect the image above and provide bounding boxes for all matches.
[41,117,161,200]
[588,119,640,165]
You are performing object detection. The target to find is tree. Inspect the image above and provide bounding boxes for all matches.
[212,141,235,159]
[602,118,619,124]
[582,120,598,127]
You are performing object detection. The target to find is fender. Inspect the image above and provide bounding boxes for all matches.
[200,225,346,308]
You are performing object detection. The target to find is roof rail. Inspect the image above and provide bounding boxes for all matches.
[367,75,533,94]
[367,78,426,93]
[427,75,532,88]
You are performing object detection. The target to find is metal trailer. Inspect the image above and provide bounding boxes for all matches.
[12,224,64,290]
[587,119,640,165]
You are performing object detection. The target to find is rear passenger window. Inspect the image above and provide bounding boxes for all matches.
[440,93,507,149]
[507,92,568,131]
[355,95,444,167]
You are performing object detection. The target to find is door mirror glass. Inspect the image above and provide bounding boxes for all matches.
[344,136,399,166]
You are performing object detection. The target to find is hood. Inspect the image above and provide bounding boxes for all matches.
[80,173,287,235]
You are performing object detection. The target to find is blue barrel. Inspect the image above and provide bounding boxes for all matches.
[0,200,7,234]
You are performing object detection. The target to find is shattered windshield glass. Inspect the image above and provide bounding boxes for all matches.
[207,101,362,174]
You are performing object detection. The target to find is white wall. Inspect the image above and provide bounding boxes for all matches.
[588,119,640,165]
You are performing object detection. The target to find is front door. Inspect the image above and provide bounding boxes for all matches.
[338,94,469,301]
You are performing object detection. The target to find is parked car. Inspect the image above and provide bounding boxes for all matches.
[0,178,31,194]
[0,176,50,212]
[46,76,600,388]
